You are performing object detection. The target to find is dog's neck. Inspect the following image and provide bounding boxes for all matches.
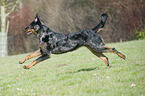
[36,25,52,38]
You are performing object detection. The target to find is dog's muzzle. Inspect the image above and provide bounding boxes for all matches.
[22,29,33,36]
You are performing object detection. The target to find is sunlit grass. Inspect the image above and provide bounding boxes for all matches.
[0,40,145,96]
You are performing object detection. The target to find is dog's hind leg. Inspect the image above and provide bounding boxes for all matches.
[19,49,41,64]
[86,46,110,68]
[95,53,110,69]
[102,46,126,59]
[23,54,50,69]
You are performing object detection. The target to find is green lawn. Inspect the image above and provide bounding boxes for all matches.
[0,40,145,96]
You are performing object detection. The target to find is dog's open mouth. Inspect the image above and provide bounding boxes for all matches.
[22,28,34,36]
[27,31,33,35]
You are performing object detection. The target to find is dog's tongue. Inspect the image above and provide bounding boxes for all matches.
[27,31,33,35]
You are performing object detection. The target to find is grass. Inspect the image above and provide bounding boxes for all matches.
[0,40,145,96]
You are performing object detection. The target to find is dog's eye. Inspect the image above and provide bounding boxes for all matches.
[29,25,33,29]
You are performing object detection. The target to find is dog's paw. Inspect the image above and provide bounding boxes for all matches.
[23,65,30,69]
[19,61,23,64]
[122,55,126,60]
[107,65,111,69]
[119,54,126,60]
[19,60,25,64]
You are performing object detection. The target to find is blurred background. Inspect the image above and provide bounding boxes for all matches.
[0,0,145,56]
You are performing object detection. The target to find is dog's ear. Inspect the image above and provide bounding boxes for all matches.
[35,13,40,23]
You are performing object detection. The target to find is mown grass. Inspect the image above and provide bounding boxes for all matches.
[0,40,145,96]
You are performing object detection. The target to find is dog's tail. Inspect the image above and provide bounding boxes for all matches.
[92,13,108,33]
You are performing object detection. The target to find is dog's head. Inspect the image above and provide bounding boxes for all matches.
[23,14,43,36]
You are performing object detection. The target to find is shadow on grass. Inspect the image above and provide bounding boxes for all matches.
[68,67,97,74]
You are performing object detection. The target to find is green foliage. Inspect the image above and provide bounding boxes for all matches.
[0,40,145,96]
[135,29,145,40]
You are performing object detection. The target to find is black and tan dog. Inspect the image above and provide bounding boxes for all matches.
[19,13,126,69]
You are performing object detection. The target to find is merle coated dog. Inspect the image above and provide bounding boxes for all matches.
[19,13,126,69]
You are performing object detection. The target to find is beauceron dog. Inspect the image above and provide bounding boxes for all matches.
[19,13,126,69]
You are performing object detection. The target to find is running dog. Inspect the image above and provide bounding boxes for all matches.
[19,13,126,69]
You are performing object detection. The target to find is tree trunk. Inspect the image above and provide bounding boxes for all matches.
[0,5,8,57]
[0,0,19,57]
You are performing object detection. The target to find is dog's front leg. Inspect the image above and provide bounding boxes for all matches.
[19,49,41,64]
[23,54,50,69]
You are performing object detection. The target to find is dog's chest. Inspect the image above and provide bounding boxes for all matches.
[39,33,57,44]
